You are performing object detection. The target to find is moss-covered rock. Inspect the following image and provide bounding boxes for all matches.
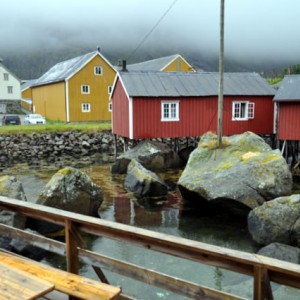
[0,176,27,229]
[178,132,292,217]
[37,167,103,216]
[248,195,300,246]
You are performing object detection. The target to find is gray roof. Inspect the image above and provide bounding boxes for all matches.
[274,75,300,101]
[126,54,189,72]
[33,51,111,87]
[118,71,275,97]
[21,79,37,91]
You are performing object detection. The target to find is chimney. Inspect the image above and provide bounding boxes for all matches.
[122,60,127,72]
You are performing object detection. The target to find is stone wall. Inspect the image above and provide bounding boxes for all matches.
[0,131,200,169]
[0,130,118,168]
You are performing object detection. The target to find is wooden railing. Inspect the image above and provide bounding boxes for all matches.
[1,196,300,300]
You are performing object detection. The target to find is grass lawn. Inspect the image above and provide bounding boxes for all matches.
[0,122,112,134]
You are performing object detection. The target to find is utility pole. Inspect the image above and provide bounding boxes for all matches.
[217,0,225,148]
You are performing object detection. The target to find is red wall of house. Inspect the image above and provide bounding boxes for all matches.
[277,102,300,140]
[111,79,130,137]
[130,96,274,139]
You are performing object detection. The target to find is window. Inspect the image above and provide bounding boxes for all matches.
[3,73,9,81]
[108,102,112,112]
[7,86,13,94]
[161,101,179,121]
[81,85,90,94]
[108,85,112,94]
[232,101,255,120]
[94,66,103,75]
[82,103,91,112]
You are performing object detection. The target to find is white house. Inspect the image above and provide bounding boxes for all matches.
[0,58,21,113]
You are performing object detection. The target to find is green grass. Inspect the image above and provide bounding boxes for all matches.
[0,122,112,134]
[266,76,283,85]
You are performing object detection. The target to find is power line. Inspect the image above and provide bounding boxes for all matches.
[126,0,179,61]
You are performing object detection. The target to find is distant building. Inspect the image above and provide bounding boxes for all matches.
[274,75,300,141]
[111,71,275,140]
[0,58,21,113]
[31,50,116,122]
[124,54,195,72]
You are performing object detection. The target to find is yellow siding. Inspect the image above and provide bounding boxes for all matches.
[21,88,32,99]
[163,57,194,72]
[21,88,33,111]
[68,55,116,122]
[21,100,32,112]
[32,82,66,121]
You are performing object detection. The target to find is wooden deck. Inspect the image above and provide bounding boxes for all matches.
[1,196,300,299]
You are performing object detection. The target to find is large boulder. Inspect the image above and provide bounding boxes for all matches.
[248,194,300,246]
[178,132,292,217]
[28,167,103,235]
[0,175,27,228]
[257,242,300,264]
[36,167,103,216]
[124,159,169,198]
[111,140,182,174]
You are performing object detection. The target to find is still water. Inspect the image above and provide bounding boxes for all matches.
[4,156,300,300]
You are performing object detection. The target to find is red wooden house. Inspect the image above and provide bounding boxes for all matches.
[111,71,275,140]
[273,75,300,141]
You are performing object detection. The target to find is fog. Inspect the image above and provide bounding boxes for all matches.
[1,0,300,69]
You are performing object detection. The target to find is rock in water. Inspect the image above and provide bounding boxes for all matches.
[248,194,300,246]
[124,159,169,198]
[37,167,103,216]
[111,140,182,174]
[257,242,300,264]
[178,132,292,217]
[0,175,27,228]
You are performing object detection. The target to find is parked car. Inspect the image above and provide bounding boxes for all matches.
[2,115,21,126]
[24,114,46,125]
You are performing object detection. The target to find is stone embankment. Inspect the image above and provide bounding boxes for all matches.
[0,131,199,169]
[0,130,119,168]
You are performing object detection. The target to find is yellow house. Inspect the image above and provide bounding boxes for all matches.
[21,79,36,112]
[126,54,195,72]
[32,50,116,122]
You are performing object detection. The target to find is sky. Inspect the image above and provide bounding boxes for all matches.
[1,0,300,67]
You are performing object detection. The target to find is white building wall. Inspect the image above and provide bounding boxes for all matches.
[0,63,21,100]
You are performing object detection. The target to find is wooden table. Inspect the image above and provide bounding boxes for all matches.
[0,262,54,300]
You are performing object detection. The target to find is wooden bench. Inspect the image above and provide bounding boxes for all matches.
[0,262,54,300]
[0,250,121,300]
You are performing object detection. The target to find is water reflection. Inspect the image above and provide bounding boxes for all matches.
[3,159,300,299]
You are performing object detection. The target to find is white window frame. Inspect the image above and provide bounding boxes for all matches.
[7,86,13,94]
[81,85,90,94]
[94,66,103,75]
[108,85,112,94]
[232,101,255,120]
[108,102,112,112]
[3,73,9,81]
[161,100,179,122]
[82,103,91,112]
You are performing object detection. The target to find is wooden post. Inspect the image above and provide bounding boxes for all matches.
[253,266,273,300]
[113,134,117,158]
[217,0,225,148]
[65,220,79,275]
[65,220,79,300]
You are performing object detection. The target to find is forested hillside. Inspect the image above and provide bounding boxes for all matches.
[0,46,296,80]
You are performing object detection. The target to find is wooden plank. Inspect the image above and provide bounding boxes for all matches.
[0,262,54,300]
[0,250,121,300]
[79,248,246,300]
[0,223,65,255]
